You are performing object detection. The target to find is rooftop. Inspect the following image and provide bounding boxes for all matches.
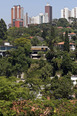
[58,42,75,45]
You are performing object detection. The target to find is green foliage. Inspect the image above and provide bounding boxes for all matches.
[7,47,31,76]
[62,52,73,75]
[70,17,77,29]
[40,63,53,80]
[46,50,55,62]
[47,26,56,51]
[0,19,7,40]
[14,37,31,56]
[52,58,62,71]
[57,18,69,27]
[41,28,47,39]
[0,58,12,77]
[7,27,30,40]
[0,76,31,101]
[50,77,73,99]
[64,31,69,52]
[31,37,41,46]
[72,62,77,75]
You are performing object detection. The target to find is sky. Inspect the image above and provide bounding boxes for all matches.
[0,0,77,26]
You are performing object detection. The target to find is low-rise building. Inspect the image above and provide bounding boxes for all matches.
[0,42,16,56]
[31,46,49,59]
[57,42,75,51]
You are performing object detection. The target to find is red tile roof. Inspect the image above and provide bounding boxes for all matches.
[58,42,75,45]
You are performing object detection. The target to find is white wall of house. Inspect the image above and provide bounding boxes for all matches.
[71,75,77,85]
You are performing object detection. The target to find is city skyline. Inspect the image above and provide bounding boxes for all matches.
[1,0,77,26]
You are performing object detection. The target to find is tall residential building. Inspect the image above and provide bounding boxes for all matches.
[11,5,24,27]
[29,17,31,24]
[43,13,49,23]
[30,13,49,25]
[45,3,52,22]
[61,8,71,22]
[24,13,28,27]
[71,7,77,18]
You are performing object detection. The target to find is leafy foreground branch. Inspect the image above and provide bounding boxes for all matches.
[0,99,77,116]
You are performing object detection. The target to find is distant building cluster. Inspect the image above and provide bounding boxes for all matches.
[61,7,77,22]
[11,4,52,28]
[11,5,24,27]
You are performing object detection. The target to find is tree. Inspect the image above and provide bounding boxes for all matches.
[64,31,69,52]
[60,33,64,41]
[31,37,41,46]
[8,47,31,76]
[46,26,56,63]
[14,37,31,56]
[0,58,12,77]
[72,36,77,41]
[52,58,62,71]
[72,63,77,75]
[57,18,69,27]
[41,28,47,40]
[46,26,55,51]
[52,18,58,26]
[0,76,30,101]
[50,77,73,99]
[0,19,7,40]
[62,52,73,75]
[46,50,55,62]
[40,63,53,80]
[69,17,77,29]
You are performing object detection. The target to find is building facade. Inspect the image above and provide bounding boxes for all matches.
[31,46,49,59]
[61,8,71,22]
[30,13,49,25]
[61,7,77,22]
[29,3,51,25]
[24,13,28,27]
[71,7,77,18]
[11,5,24,27]
[45,3,52,22]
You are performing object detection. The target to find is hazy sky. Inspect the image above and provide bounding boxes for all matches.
[0,0,77,26]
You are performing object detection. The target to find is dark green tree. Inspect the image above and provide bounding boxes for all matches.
[72,63,77,75]
[14,37,31,56]
[0,58,12,77]
[0,76,30,101]
[31,37,41,46]
[46,27,56,63]
[8,47,31,76]
[50,77,73,99]
[46,26,55,51]
[57,18,69,27]
[41,28,47,40]
[64,31,69,52]
[0,19,7,40]
[62,52,72,75]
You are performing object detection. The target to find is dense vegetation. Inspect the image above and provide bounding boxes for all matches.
[0,18,77,115]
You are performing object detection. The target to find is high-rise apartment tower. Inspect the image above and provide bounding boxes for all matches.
[45,3,52,22]
[24,13,28,27]
[71,7,77,18]
[11,5,24,27]
[61,8,71,22]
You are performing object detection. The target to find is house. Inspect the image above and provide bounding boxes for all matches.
[63,32,76,41]
[0,42,16,56]
[71,75,77,86]
[57,42,75,51]
[57,26,63,29]
[69,32,76,37]
[31,46,49,59]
